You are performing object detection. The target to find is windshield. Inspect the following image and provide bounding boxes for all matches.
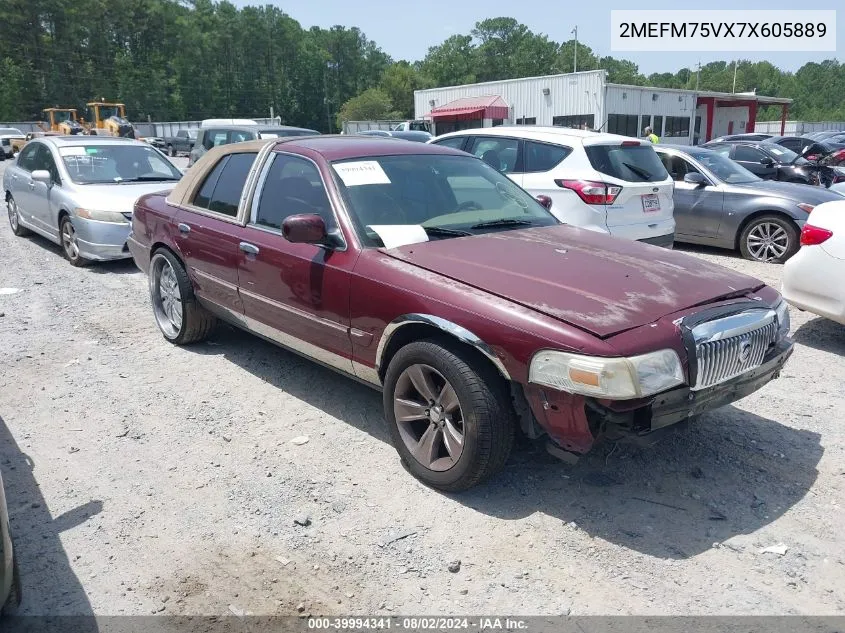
[764,143,807,165]
[331,154,559,247]
[59,144,183,184]
[688,150,760,184]
[54,111,74,123]
[0,128,24,136]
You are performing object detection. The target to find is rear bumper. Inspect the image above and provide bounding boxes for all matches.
[782,245,845,325]
[127,233,151,273]
[638,233,675,248]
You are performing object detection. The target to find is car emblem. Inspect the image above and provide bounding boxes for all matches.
[738,340,752,363]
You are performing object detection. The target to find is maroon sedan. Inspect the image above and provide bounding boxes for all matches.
[128,137,793,491]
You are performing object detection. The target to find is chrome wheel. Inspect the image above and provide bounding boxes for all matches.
[7,197,18,231]
[746,221,789,262]
[151,255,183,338]
[61,219,80,259]
[393,363,464,472]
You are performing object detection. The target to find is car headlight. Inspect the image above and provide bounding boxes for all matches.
[75,207,128,223]
[774,299,791,338]
[528,348,685,399]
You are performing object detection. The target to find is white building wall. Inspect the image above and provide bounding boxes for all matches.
[605,85,698,144]
[712,106,749,138]
[414,70,607,128]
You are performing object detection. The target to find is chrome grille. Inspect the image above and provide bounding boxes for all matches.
[690,310,778,391]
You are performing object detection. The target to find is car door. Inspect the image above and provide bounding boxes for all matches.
[9,143,40,217]
[658,151,724,238]
[236,152,356,372]
[175,152,257,314]
[25,143,62,235]
[732,145,777,179]
[520,140,572,216]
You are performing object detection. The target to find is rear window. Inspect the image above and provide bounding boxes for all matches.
[524,141,571,173]
[584,144,668,182]
[192,152,256,216]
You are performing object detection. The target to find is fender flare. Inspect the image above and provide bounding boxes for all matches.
[375,313,511,381]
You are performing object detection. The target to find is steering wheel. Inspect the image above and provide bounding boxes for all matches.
[455,200,483,212]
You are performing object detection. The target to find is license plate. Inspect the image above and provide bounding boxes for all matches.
[641,194,661,213]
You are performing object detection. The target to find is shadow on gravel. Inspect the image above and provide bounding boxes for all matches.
[792,316,845,355]
[0,415,101,631]
[461,405,822,559]
[184,325,822,561]
[14,232,140,276]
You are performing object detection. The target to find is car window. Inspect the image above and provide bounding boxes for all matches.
[467,137,520,173]
[59,144,182,184]
[765,143,804,164]
[524,141,571,173]
[253,154,334,230]
[33,145,61,184]
[658,153,698,181]
[192,152,256,217]
[584,144,668,182]
[331,154,558,248]
[203,130,227,150]
[16,143,40,171]
[734,146,765,162]
[778,139,803,152]
[230,130,254,143]
[432,137,467,151]
[707,144,732,158]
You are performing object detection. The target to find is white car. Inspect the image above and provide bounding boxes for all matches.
[782,200,845,325]
[430,126,675,246]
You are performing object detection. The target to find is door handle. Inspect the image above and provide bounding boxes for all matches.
[648,223,658,229]
[177,223,191,234]
[239,242,259,255]
[28,181,35,189]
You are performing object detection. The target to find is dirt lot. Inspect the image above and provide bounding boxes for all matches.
[1,156,844,618]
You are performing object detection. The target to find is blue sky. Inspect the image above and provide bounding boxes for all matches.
[230,0,842,75]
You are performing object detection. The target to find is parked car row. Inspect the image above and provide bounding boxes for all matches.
[6,131,842,493]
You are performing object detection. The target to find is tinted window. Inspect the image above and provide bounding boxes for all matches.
[16,143,40,171]
[432,137,467,151]
[468,137,520,173]
[584,144,668,182]
[659,153,698,181]
[664,116,690,138]
[552,114,595,130]
[607,114,639,137]
[253,154,334,230]
[207,153,256,216]
[778,138,803,152]
[652,115,663,137]
[524,141,570,173]
[193,158,227,209]
[734,145,765,162]
[515,117,536,125]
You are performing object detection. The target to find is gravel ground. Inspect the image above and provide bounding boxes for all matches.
[1,156,844,618]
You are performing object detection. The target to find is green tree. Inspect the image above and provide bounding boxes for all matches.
[336,87,401,128]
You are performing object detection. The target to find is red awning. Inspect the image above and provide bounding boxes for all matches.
[428,95,510,121]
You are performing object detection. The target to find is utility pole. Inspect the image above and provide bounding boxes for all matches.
[572,26,578,73]
[732,60,738,93]
[324,61,333,133]
[695,61,701,92]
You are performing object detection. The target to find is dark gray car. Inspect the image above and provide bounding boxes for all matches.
[656,145,844,263]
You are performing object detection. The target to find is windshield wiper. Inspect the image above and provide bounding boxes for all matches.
[470,218,534,229]
[621,161,654,181]
[422,226,473,237]
[121,176,180,182]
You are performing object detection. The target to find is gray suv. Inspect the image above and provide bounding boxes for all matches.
[188,125,320,166]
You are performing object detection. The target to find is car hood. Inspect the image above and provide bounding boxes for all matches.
[385,225,765,338]
[71,182,179,214]
[731,179,844,203]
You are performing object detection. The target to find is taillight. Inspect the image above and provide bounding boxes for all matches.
[621,140,641,146]
[800,223,833,246]
[556,179,622,205]
[834,149,845,161]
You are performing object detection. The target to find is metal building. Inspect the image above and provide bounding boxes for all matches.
[414,70,791,144]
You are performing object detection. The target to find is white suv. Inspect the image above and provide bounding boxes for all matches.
[430,127,675,246]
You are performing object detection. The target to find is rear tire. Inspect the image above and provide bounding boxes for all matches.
[383,340,515,492]
[7,195,31,237]
[739,214,799,263]
[150,249,216,344]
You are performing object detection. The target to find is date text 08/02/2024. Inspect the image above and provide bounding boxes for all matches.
[307,617,531,630]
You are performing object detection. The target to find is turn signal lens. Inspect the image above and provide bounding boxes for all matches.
[800,223,833,246]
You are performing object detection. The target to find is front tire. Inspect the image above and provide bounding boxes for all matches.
[7,195,31,237]
[739,215,799,263]
[149,249,216,344]
[60,216,90,267]
[383,341,515,492]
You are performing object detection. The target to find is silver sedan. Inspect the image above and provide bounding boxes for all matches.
[3,136,182,266]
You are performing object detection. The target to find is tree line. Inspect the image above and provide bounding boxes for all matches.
[1,2,844,130]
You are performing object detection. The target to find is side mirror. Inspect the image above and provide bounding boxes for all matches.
[536,195,553,210]
[683,172,707,186]
[282,213,328,245]
[760,157,775,166]
[31,169,52,185]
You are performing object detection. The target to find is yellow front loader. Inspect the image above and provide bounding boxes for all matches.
[41,108,85,135]
[82,100,136,138]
